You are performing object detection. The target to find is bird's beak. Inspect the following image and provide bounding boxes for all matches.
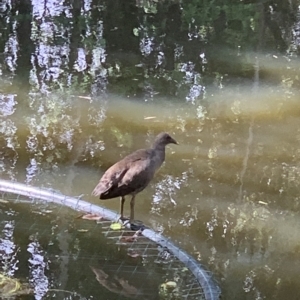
[172,138,178,145]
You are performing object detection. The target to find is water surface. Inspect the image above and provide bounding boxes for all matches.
[1,0,300,298]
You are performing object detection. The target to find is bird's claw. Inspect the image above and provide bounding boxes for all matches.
[118,216,130,223]
[130,220,147,231]
[118,216,147,231]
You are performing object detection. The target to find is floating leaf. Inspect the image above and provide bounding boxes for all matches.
[159,280,180,299]
[181,267,188,272]
[78,96,91,100]
[258,201,268,205]
[0,273,32,297]
[165,281,177,289]
[77,229,89,232]
[0,199,9,204]
[133,28,139,37]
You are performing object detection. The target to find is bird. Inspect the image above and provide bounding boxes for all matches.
[92,132,178,224]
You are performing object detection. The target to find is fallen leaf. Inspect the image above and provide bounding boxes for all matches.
[77,229,89,232]
[120,235,137,243]
[110,223,123,230]
[0,199,9,203]
[81,214,103,221]
[76,213,85,219]
[144,116,156,120]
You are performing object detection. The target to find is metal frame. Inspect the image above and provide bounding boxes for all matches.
[0,179,221,300]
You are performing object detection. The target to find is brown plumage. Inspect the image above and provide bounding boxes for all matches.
[92,132,178,223]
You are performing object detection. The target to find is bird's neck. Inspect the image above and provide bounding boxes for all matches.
[152,143,166,152]
[152,144,166,168]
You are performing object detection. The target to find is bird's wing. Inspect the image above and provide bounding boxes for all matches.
[92,149,152,197]
[91,165,127,197]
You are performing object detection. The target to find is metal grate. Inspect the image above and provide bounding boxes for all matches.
[0,179,221,300]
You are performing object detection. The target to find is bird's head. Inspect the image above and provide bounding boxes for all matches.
[153,132,178,147]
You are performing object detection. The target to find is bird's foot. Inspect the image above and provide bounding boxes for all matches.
[118,216,147,231]
[130,220,147,231]
[117,216,131,228]
[119,216,130,222]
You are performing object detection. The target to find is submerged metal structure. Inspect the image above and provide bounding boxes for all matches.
[0,179,221,300]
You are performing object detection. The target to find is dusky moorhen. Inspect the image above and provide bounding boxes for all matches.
[92,132,177,223]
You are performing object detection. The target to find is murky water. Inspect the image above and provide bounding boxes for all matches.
[0,201,167,299]
[1,73,300,298]
[1,0,300,298]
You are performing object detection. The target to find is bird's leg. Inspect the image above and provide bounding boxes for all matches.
[120,196,125,219]
[130,195,135,223]
[129,195,146,231]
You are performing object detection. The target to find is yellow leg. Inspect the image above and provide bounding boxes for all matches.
[120,196,125,219]
[130,195,135,223]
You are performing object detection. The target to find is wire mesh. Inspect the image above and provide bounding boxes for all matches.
[0,179,221,300]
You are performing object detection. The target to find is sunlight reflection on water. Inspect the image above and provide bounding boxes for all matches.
[0,82,300,299]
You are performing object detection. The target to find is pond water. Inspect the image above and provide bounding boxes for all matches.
[2,82,300,299]
[0,199,170,299]
[1,0,300,299]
